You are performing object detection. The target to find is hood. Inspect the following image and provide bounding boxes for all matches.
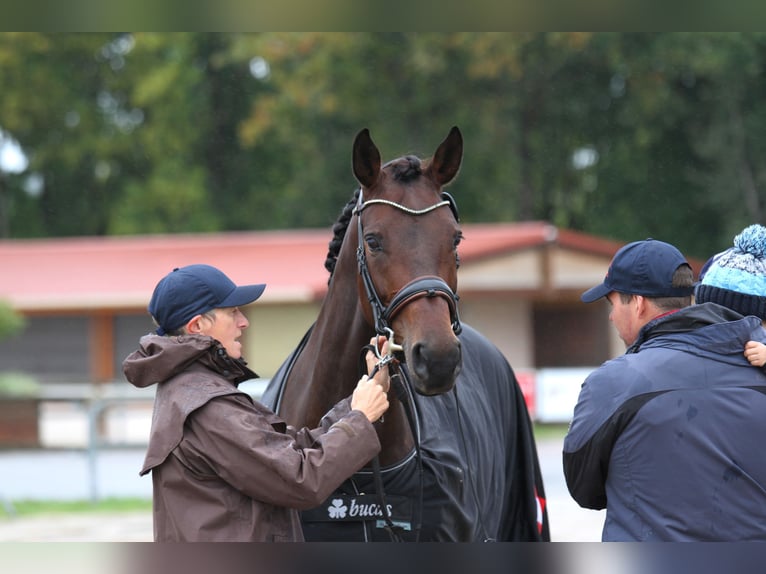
[122,333,257,389]
[629,302,764,362]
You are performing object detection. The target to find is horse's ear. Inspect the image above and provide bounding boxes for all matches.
[429,126,463,187]
[352,128,381,189]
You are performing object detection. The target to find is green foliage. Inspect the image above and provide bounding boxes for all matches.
[0,372,39,397]
[0,300,24,340]
[0,303,34,397]
[2,33,766,259]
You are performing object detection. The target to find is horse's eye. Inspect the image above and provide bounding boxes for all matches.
[453,232,463,249]
[365,235,382,251]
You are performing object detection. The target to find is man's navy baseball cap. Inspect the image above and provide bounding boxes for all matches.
[148,264,266,335]
[581,239,694,303]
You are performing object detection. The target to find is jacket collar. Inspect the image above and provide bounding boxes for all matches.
[627,302,749,354]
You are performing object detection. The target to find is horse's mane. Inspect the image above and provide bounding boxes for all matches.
[324,155,423,281]
[324,189,360,280]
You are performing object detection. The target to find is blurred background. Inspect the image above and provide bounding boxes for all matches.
[1,32,764,542]
[1,33,763,252]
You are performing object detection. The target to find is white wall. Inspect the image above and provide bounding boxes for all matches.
[459,296,534,370]
[244,302,321,378]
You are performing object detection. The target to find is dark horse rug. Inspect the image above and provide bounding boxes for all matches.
[262,323,550,542]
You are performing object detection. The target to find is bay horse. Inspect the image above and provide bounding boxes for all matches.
[262,127,550,542]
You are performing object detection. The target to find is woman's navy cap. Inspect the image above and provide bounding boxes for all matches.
[581,239,694,303]
[148,264,266,335]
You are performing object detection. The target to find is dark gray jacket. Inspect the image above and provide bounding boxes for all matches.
[563,303,766,541]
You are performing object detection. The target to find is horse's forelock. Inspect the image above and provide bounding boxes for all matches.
[385,155,422,182]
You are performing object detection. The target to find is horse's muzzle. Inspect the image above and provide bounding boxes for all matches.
[409,338,462,396]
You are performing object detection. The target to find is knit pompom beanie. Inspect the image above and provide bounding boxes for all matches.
[695,224,766,319]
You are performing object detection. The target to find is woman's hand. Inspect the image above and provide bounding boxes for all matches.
[350,336,391,422]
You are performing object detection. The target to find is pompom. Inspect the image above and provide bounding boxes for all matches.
[733,224,766,259]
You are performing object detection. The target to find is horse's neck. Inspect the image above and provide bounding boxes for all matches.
[279,268,415,466]
[282,309,369,427]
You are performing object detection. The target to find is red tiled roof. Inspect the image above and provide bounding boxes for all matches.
[2,229,331,310]
[0,222,651,312]
[457,221,622,261]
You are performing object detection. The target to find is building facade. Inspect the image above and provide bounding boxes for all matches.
[2,222,696,422]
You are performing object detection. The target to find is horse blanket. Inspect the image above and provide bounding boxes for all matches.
[261,323,550,542]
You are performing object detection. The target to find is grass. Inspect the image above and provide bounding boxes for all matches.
[533,422,569,441]
[0,497,151,519]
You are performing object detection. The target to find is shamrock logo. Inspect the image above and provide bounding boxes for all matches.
[328,498,347,519]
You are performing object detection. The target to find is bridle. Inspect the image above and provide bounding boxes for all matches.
[352,186,462,541]
[353,187,462,347]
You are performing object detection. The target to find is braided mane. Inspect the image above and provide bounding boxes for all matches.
[388,155,422,183]
[324,156,424,281]
[324,188,360,280]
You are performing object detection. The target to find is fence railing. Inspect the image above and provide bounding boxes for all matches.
[3,379,269,504]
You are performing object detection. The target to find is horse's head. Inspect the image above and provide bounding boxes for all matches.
[351,126,464,396]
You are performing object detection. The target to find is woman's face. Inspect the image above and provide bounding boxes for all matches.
[201,307,249,359]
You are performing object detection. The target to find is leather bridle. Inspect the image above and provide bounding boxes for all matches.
[353,188,462,345]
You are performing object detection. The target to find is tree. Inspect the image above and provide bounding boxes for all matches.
[2,33,766,259]
[0,300,23,340]
[0,33,143,237]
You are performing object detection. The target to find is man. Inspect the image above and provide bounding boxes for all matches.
[563,238,766,541]
[123,264,390,542]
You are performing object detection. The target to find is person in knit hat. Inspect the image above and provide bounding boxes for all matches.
[564,237,766,541]
[695,224,766,367]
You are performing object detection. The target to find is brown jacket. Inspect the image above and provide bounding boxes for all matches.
[123,334,381,542]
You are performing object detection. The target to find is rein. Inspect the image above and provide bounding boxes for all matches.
[361,347,423,542]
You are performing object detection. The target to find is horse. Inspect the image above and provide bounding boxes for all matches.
[261,127,550,542]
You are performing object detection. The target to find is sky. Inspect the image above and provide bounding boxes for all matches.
[0,130,27,174]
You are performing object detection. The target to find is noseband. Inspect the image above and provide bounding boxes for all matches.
[353,188,462,340]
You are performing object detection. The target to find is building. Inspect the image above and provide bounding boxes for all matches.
[0,221,699,424]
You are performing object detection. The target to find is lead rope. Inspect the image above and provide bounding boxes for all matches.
[367,356,403,542]
[361,345,423,542]
[395,362,424,541]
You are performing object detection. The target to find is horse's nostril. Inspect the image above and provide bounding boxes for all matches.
[410,342,428,379]
[411,340,462,386]
[411,341,434,368]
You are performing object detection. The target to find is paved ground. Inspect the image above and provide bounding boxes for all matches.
[0,434,603,542]
[537,435,605,542]
[0,510,153,542]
